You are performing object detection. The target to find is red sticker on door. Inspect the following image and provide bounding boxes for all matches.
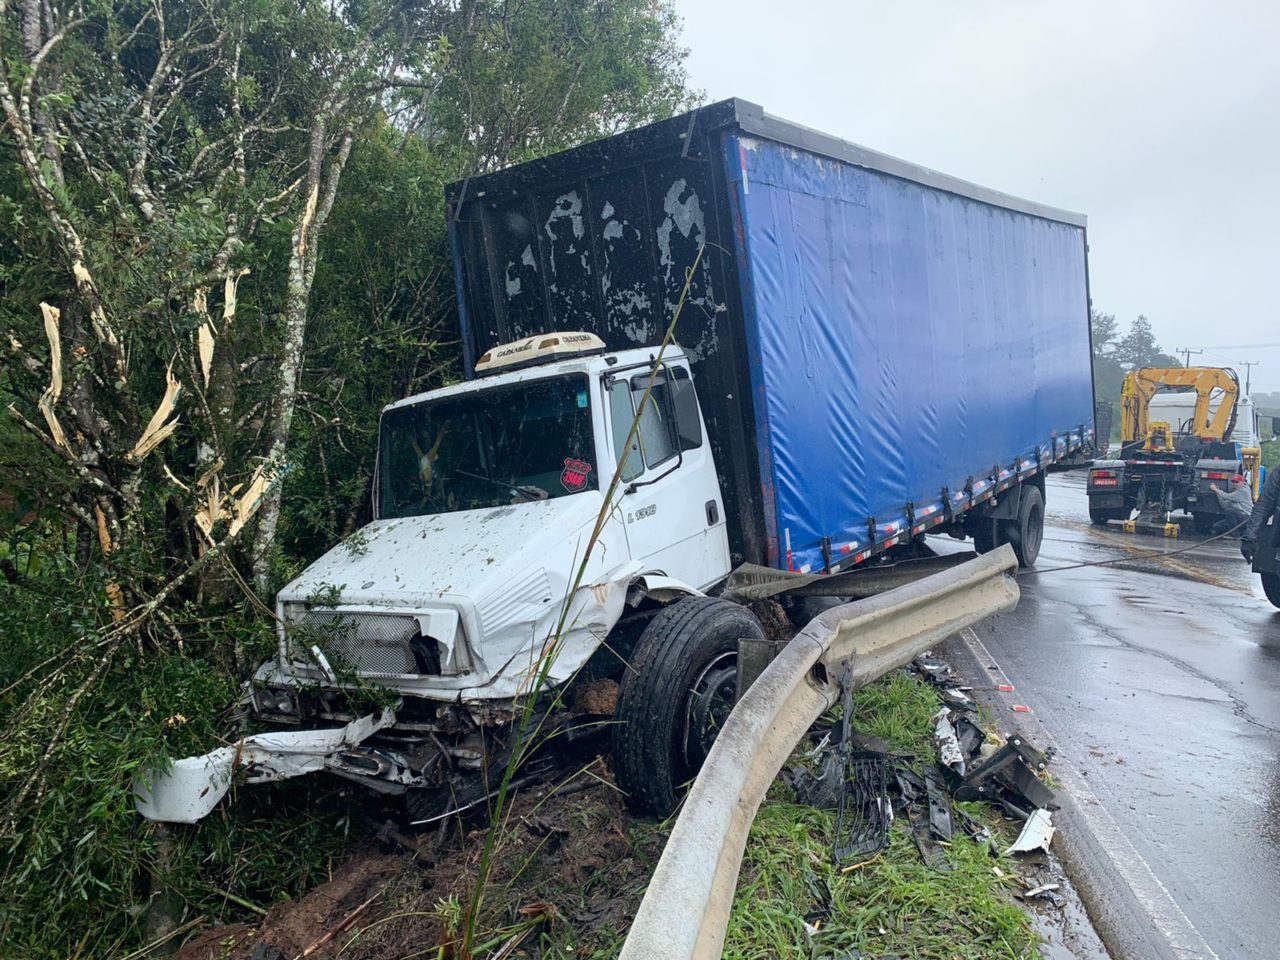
[561,458,592,491]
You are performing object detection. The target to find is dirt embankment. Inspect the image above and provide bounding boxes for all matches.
[174,763,663,960]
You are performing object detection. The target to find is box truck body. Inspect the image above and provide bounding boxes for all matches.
[446,99,1096,575]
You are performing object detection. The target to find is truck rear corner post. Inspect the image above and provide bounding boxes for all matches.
[137,100,1095,824]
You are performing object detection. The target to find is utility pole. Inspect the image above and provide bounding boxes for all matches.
[1175,347,1203,367]
[1238,360,1259,394]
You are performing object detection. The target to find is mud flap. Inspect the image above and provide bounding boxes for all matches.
[134,707,398,823]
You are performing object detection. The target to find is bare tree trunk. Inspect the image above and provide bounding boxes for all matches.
[251,129,354,590]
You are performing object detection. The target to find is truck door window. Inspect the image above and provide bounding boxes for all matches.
[608,381,645,482]
[668,367,703,451]
[629,374,678,469]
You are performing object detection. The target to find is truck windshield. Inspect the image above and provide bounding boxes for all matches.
[378,375,597,518]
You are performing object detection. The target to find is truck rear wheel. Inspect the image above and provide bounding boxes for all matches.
[1263,573,1280,609]
[1008,485,1044,568]
[1089,506,1117,526]
[612,596,764,817]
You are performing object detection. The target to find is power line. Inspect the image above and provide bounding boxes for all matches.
[1196,342,1280,350]
[1174,347,1203,367]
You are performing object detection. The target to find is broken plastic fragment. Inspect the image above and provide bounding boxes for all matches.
[932,708,965,774]
[1005,808,1055,856]
[134,708,397,823]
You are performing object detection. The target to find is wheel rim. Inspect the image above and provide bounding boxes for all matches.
[682,652,738,770]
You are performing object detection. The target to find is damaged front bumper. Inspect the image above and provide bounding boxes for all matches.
[134,707,418,823]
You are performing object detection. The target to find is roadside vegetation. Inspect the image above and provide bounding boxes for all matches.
[726,672,1039,960]
[0,0,692,954]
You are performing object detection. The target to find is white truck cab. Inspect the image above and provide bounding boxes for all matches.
[138,335,747,824]
[257,334,730,705]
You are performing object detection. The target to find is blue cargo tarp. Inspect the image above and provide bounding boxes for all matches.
[724,134,1092,572]
[447,100,1094,571]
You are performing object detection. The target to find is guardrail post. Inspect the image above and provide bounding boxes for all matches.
[735,637,786,702]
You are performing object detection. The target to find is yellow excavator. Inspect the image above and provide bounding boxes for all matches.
[1088,366,1262,535]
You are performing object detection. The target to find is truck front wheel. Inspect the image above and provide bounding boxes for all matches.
[612,596,764,817]
[1008,485,1044,568]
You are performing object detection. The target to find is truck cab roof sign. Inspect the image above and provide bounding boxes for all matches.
[475,331,605,375]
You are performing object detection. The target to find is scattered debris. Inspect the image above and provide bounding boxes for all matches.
[833,751,893,862]
[910,806,951,870]
[1016,881,1066,908]
[932,707,967,774]
[953,715,986,755]
[921,766,953,842]
[948,733,1056,818]
[913,655,955,685]
[830,665,893,863]
[939,687,977,711]
[790,654,1058,878]
[1006,809,1056,857]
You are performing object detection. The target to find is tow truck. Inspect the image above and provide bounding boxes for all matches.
[1087,367,1262,535]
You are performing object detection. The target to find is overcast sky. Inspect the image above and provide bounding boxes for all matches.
[673,0,1280,392]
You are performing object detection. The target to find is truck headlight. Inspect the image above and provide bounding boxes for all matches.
[253,687,297,716]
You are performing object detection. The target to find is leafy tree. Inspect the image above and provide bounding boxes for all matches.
[1114,314,1181,370]
[1091,310,1182,442]
[1091,309,1124,442]
[1090,308,1118,352]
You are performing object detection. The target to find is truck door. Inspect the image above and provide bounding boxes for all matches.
[604,363,731,590]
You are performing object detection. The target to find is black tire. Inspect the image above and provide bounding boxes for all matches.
[1263,573,1280,609]
[612,596,763,817]
[1089,506,1115,526]
[1008,485,1044,568]
[1192,513,1217,535]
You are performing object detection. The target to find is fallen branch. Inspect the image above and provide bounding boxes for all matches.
[115,914,208,960]
[297,890,380,958]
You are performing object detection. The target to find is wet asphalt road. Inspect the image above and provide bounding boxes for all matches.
[949,472,1280,959]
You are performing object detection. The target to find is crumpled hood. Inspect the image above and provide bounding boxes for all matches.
[271,490,636,701]
[278,493,607,610]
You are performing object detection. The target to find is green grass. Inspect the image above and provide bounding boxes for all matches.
[723,672,1042,960]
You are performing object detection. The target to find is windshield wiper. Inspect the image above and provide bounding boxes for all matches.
[451,469,548,503]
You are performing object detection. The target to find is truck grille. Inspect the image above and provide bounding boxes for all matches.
[288,610,438,678]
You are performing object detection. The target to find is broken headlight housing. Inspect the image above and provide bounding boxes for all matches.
[252,686,298,718]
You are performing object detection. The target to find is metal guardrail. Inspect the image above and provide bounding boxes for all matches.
[619,545,1021,960]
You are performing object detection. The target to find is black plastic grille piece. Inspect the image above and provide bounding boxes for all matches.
[833,750,892,863]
